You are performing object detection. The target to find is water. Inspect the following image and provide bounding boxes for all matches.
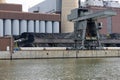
[0,58,120,80]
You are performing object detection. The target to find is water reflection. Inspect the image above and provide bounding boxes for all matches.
[0,58,120,80]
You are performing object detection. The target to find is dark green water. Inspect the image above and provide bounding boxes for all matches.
[0,58,120,80]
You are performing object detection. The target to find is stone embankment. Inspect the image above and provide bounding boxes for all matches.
[0,50,120,59]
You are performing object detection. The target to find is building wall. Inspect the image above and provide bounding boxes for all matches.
[104,1,120,8]
[0,11,60,21]
[0,37,13,51]
[89,6,120,34]
[56,0,62,13]
[85,0,104,7]
[0,0,5,3]
[89,6,108,34]
[61,0,78,33]
[29,0,61,13]
[112,8,120,33]
[29,0,79,33]
[0,4,22,11]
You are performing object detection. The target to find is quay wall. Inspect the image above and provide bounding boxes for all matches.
[0,50,120,59]
[0,51,10,59]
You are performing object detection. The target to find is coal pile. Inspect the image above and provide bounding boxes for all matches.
[13,33,74,47]
[110,33,120,39]
[100,34,108,40]
[19,32,74,39]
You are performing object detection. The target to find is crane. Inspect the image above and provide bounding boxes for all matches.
[67,0,116,50]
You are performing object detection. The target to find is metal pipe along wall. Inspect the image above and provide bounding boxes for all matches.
[0,19,3,37]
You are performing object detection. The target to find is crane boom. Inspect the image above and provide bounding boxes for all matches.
[67,4,117,49]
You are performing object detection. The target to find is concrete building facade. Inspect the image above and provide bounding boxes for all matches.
[61,0,78,33]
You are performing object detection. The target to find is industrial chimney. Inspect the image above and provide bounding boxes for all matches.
[0,0,5,3]
[61,0,79,33]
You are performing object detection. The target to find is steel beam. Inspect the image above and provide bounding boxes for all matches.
[71,10,116,22]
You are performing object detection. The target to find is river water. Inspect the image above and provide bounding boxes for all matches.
[0,58,120,80]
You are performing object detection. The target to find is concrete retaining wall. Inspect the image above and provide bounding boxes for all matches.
[0,51,10,59]
[0,50,120,59]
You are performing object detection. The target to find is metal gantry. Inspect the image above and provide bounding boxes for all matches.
[68,6,116,49]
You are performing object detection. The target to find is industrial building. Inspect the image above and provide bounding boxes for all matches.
[103,0,120,8]
[29,0,61,14]
[0,0,120,51]
[85,0,104,7]
[29,0,120,34]
[0,0,60,50]
[0,2,60,37]
[85,0,120,8]
[0,0,120,37]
